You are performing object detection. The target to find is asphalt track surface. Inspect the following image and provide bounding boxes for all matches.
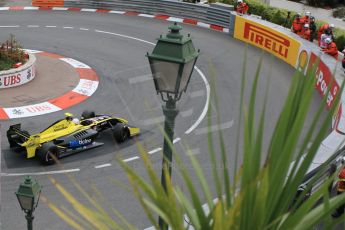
[0,11,326,229]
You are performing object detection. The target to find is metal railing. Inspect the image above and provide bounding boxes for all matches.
[64,0,234,29]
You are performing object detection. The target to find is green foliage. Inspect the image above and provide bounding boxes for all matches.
[0,34,26,71]
[333,7,345,18]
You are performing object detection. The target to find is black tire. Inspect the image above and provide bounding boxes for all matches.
[112,123,130,143]
[81,110,95,119]
[37,142,59,165]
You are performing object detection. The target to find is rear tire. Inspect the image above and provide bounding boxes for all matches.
[37,142,59,165]
[81,110,95,119]
[112,123,129,143]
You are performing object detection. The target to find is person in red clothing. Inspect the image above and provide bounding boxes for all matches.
[332,159,345,218]
[291,13,303,34]
[236,0,249,15]
[301,23,311,41]
[318,23,334,46]
[300,11,311,25]
[322,37,338,60]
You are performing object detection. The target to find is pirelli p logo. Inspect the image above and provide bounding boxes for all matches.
[243,22,290,58]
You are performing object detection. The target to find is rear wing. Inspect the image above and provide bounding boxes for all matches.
[7,124,30,146]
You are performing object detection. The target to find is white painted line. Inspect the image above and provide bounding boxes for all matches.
[141,116,165,126]
[123,156,139,162]
[28,25,39,28]
[197,22,211,29]
[79,28,89,31]
[148,148,162,155]
[109,10,125,14]
[138,13,155,18]
[1,168,80,177]
[167,17,184,23]
[185,66,210,134]
[24,6,39,10]
[190,89,205,98]
[186,148,200,156]
[181,108,193,117]
[194,120,234,135]
[0,7,10,11]
[52,7,68,11]
[128,74,152,84]
[0,25,20,28]
[173,137,181,144]
[94,163,112,169]
[45,25,57,28]
[63,26,74,29]
[94,30,155,45]
[81,8,97,12]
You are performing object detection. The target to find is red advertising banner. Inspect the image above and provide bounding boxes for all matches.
[308,52,340,109]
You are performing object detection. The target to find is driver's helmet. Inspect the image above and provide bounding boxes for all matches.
[237,0,243,3]
[72,118,80,125]
[305,11,311,17]
[65,112,73,121]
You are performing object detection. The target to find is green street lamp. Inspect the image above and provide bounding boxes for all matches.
[15,176,42,230]
[146,22,199,230]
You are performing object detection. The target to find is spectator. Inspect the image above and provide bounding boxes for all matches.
[291,13,303,34]
[301,24,311,41]
[318,23,334,46]
[320,29,333,49]
[309,16,317,42]
[236,0,249,15]
[322,37,338,60]
[301,11,311,25]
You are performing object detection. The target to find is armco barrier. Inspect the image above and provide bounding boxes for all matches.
[64,0,234,29]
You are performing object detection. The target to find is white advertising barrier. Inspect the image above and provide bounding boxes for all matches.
[0,52,36,89]
[233,13,345,175]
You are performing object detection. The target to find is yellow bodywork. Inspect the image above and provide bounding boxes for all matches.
[19,117,140,158]
[21,119,86,158]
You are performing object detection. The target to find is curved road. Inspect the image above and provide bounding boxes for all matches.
[0,10,324,229]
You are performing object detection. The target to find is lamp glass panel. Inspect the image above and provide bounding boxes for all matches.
[151,60,179,93]
[179,60,195,93]
[17,195,33,211]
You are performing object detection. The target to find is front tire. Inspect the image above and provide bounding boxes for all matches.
[112,123,129,143]
[37,142,59,165]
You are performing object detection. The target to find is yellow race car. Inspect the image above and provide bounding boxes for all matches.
[7,111,140,165]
